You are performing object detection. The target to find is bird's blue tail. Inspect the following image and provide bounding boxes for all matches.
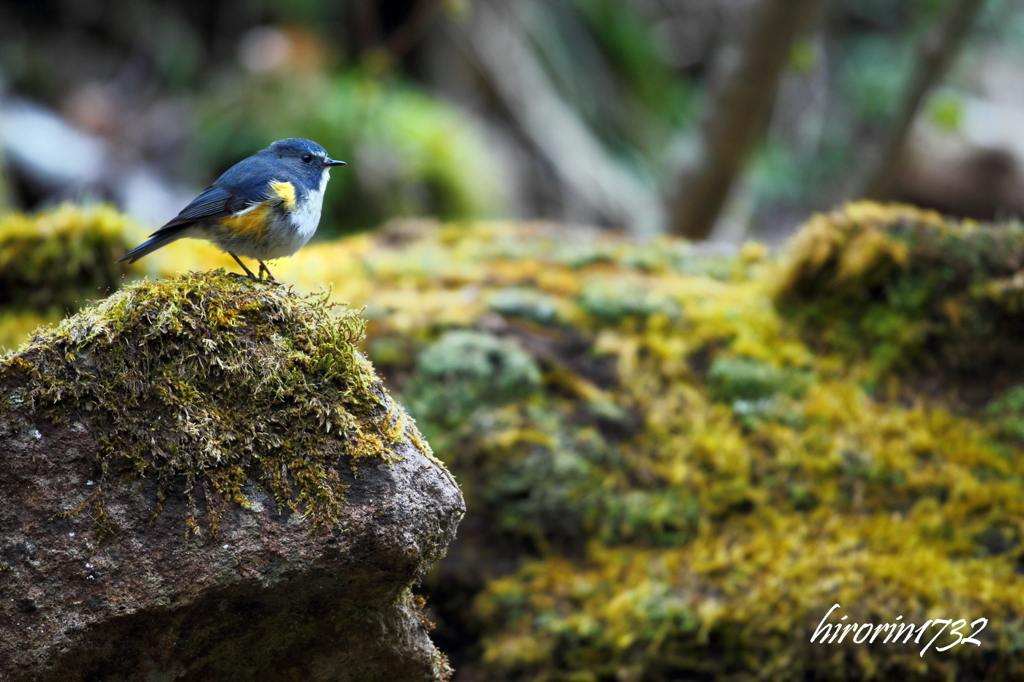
[117,226,189,264]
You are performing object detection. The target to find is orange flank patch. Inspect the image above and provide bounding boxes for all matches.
[268,180,296,210]
[222,203,271,240]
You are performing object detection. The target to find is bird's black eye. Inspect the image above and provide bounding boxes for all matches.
[301,154,313,163]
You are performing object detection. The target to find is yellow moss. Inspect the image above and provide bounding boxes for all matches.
[774,202,935,295]
[772,201,1024,381]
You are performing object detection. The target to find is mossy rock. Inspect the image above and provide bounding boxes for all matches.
[0,272,463,682]
[773,201,1024,385]
[0,272,406,536]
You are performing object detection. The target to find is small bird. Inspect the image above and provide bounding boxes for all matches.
[118,138,346,282]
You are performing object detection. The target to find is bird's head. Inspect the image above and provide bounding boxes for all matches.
[266,138,346,182]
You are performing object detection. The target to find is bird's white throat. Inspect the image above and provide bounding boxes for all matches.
[289,168,332,240]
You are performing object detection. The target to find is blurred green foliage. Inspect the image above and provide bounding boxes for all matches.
[3,0,1024,233]
[0,204,143,351]
[527,0,697,171]
[928,91,965,130]
[572,0,694,128]
[984,386,1024,442]
[0,310,49,354]
[745,0,1024,218]
[842,35,913,122]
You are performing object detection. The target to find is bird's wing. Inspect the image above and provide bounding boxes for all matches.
[148,186,255,236]
[148,159,279,236]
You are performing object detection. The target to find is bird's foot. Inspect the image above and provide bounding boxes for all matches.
[226,272,268,284]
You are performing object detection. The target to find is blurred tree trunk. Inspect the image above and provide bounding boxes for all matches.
[668,0,821,240]
[860,0,988,199]
[445,0,663,233]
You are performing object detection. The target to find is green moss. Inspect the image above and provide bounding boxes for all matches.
[577,279,681,323]
[706,356,812,429]
[706,356,811,402]
[487,288,559,324]
[0,204,136,313]
[0,272,406,537]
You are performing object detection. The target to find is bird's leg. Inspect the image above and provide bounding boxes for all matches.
[258,261,282,286]
[228,252,260,281]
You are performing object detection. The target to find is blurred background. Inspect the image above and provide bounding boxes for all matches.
[6,2,1024,681]
[2,0,1024,245]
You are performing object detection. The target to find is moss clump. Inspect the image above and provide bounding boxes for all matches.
[706,356,811,403]
[404,330,542,437]
[774,201,1024,383]
[577,278,681,323]
[487,288,560,324]
[0,204,136,313]
[984,386,1024,442]
[707,356,812,429]
[0,272,405,537]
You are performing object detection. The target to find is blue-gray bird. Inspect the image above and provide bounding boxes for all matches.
[118,138,346,282]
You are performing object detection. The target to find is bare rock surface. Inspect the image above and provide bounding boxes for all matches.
[0,273,464,682]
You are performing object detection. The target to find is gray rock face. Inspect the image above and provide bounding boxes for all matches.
[0,410,462,682]
[0,275,464,682]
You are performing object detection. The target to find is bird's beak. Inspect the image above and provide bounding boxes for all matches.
[326,159,346,167]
